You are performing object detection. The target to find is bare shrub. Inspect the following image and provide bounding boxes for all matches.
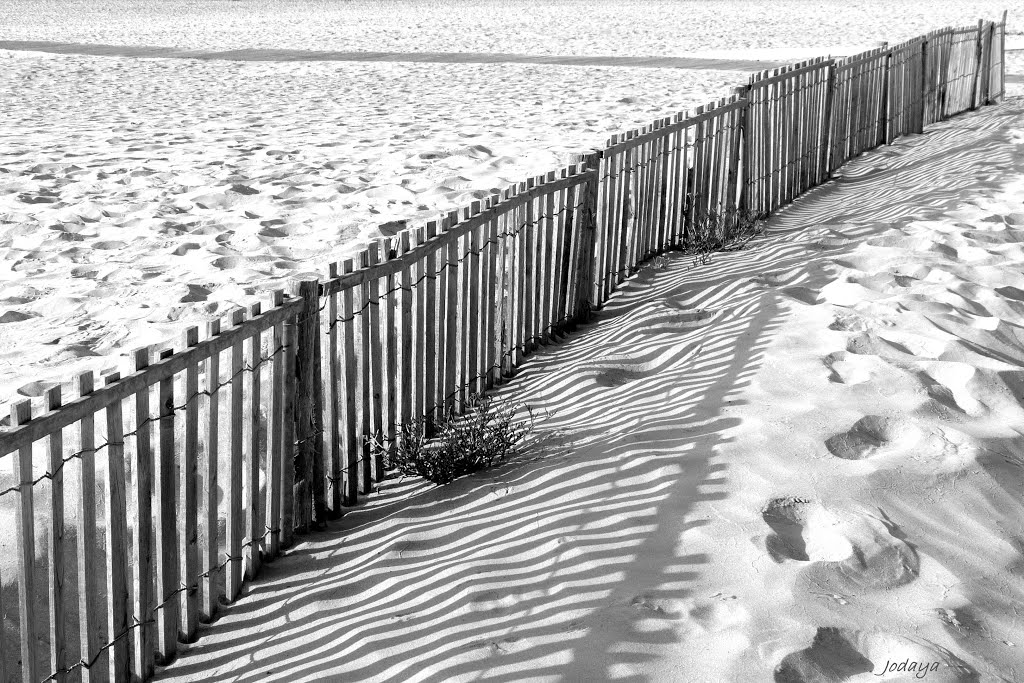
[370,394,535,485]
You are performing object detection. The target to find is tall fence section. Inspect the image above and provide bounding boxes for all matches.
[0,14,1008,683]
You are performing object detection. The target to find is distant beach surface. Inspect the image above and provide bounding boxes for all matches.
[0,0,1020,414]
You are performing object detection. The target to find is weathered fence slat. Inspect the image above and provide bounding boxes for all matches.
[74,372,100,683]
[423,222,439,421]
[245,308,261,581]
[367,243,385,484]
[268,291,286,555]
[280,310,297,541]
[201,321,221,618]
[226,308,245,598]
[130,348,155,677]
[383,239,399,460]
[102,374,130,680]
[326,263,342,515]
[12,400,38,683]
[45,387,67,681]
[443,216,461,412]
[156,347,180,658]
[182,326,201,639]
[340,258,359,506]
[399,233,415,428]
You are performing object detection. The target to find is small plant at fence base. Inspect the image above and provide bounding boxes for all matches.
[371,394,536,485]
[685,208,766,266]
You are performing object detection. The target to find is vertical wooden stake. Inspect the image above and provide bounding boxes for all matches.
[102,376,130,681]
[290,279,322,530]
[75,373,99,683]
[971,19,984,110]
[11,400,39,683]
[181,327,200,641]
[44,387,67,681]
[226,309,245,600]
[156,349,179,657]
[130,348,154,677]
[267,290,286,555]
[245,306,262,579]
[200,320,221,618]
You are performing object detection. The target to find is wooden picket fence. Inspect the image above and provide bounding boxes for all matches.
[0,14,1007,683]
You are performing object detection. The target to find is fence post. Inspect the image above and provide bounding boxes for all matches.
[984,20,995,105]
[820,60,837,181]
[919,37,929,132]
[290,279,324,532]
[879,43,892,145]
[1000,10,1007,101]
[971,19,984,110]
[579,153,601,321]
[729,87,748,223]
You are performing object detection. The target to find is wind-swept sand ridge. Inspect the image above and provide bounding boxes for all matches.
[156,101,1024,682]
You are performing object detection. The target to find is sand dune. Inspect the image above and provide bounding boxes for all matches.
[156,97,1024,682]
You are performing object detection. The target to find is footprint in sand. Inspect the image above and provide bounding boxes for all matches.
[774,627,977,682]
[821,351,873,385]
[761,498,919,590]
[824,415,925,461]
[824,415,975,473]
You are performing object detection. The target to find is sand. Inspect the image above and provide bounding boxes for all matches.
[152,97,1024,682]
